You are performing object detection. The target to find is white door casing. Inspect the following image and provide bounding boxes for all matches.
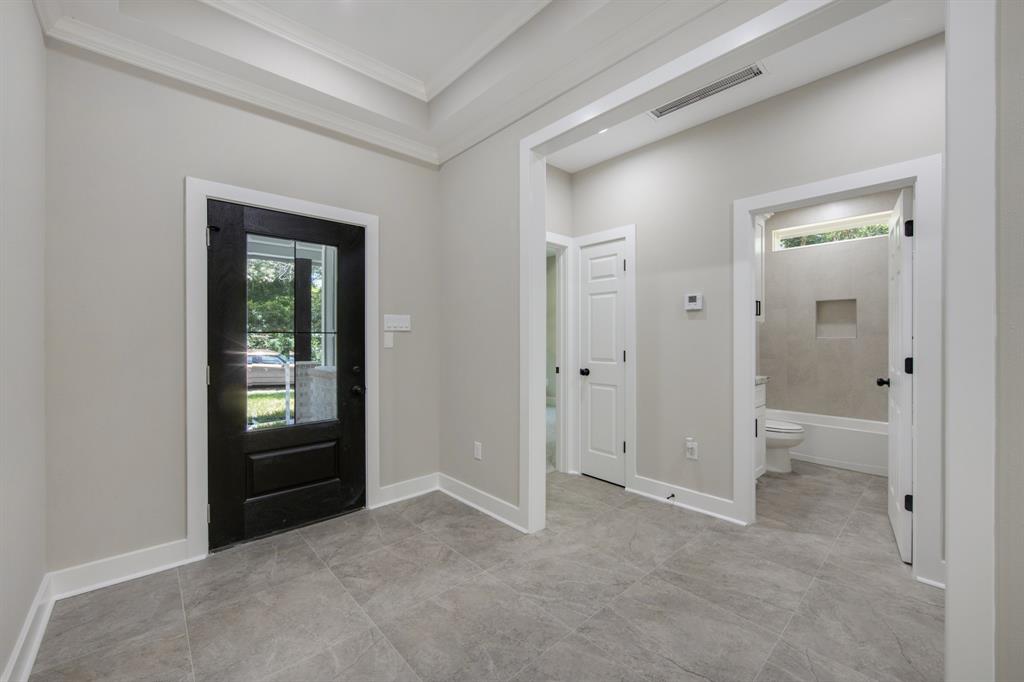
[888,189,913,562]
[579,236,628,485]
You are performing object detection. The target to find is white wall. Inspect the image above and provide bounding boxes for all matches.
[0,0,49,672]
[44,46,443,570]
[570,38,944,499]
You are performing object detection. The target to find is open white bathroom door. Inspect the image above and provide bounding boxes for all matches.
[887,189,913,563]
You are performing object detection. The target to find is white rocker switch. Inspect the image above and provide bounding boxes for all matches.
[383,314,412,332]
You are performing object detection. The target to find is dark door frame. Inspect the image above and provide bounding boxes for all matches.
[185,178,380,560]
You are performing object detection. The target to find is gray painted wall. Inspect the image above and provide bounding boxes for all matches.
[570,38,944,498]
[45,46,443,570]
[760,192,896,422]
[0,0,48,669]
[546,165,574,237]
[997,0,1024,677]
[436,0,776,509]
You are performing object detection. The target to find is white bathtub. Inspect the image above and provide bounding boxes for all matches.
[766,409,887,477]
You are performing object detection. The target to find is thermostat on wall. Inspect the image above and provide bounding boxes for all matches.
[684,293,704,311]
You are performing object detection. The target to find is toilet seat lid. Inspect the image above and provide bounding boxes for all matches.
[766,419,803,433]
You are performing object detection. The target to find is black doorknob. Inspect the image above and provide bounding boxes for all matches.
[352,365,362,374]
[580,368,590,376]
[876,377,890,387]
[351,385,365,395]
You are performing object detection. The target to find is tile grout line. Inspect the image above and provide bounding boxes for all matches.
[296,526,425,682]
[504,525,683,682]
[750,470,869,681]
[175,567,198,682]
[755,488,866,679]
[564,528,720,682]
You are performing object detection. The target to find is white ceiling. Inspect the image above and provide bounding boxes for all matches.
[547,0,945,174]
[251,0,549,99]
[33,0,937,167]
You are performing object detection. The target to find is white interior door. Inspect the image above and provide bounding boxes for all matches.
[887,189,913,563]
[579,238,627,485]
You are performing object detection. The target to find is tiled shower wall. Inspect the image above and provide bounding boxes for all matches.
[758,192,895,422]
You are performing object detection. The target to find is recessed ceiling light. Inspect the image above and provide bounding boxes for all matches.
[598,128,609,134]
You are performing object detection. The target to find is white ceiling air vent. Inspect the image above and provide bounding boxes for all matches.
[649,64,764,119]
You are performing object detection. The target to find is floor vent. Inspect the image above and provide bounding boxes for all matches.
[649,64,764,118]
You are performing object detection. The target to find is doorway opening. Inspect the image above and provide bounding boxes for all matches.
[735,156,944,588]
[545,245,560,474]
[753,189,910,560]
[541,226,636,530]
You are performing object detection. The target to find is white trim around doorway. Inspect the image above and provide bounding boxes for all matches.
[517,0,833,533]
[732,155,945,587]
[184,177,381,560]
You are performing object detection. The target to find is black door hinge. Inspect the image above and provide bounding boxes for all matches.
[623,350,626,362]
[904,219,914,237]
[623,259,627,271]
[555,366,560,374]
[755,300,761,317]
[904,357,913,374]
[755,418,758,438]
[904,494,913,512]
[623,441,626,454]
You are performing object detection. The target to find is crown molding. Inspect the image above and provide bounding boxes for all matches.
[197,0,429,102]
[41,14,440,165]
[422,0,550,100]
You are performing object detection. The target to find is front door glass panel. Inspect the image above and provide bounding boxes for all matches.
[245,234,337,430]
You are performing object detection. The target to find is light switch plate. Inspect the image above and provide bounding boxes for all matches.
[384,314,412,332]
[383,332,394,349]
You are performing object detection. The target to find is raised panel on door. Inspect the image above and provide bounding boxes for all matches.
[579,238,626,486]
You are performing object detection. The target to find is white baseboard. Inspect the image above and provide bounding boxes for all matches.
[369,472,439,508]
[438,474,528,534]
[788,452,886,477]
[915,574,946,590]
[48,539,205,601]
[626,474,747,526]
[2,574,53,682]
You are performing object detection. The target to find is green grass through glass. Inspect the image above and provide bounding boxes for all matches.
[247,389,295,430]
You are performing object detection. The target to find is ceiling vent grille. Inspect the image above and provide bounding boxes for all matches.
[649,64,764,118]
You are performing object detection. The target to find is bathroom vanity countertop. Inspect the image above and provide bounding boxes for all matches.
[755,375,770,385]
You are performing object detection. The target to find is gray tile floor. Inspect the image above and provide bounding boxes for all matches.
[30,461,943,681]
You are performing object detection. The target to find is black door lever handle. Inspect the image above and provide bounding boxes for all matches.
[351,385,365,395]
[876,377,890,387]
[580,368,590,376]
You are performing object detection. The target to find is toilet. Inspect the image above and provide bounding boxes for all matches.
[765,419,806,473]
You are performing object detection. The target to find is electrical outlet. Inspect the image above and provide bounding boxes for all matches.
[685,437,699,460]
[473,441,483,461]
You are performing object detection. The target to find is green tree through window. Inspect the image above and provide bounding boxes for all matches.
[777,224,889,249]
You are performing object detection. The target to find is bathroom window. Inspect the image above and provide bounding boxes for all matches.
[772,211,891,251]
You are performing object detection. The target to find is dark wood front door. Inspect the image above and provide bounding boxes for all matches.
[207,199,365,550]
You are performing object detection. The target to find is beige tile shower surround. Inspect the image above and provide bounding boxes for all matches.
[31,465,942,682]
[758,192,897,422]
